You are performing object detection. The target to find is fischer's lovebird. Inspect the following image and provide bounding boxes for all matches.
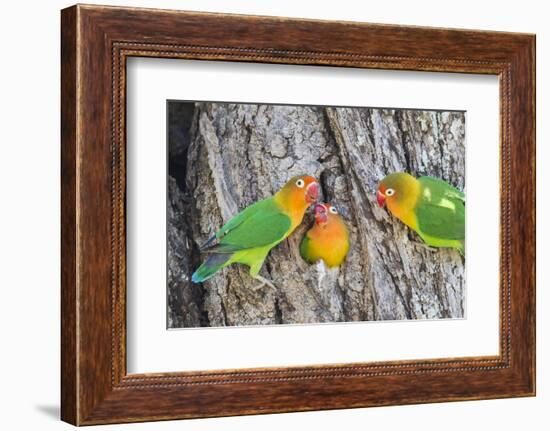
[377,172,465,255]
[300,203,350,268]
[192,175,320,288]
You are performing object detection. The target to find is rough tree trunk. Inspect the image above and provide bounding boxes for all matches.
[167,102,465,328]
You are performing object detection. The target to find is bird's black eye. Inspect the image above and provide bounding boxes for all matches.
[296,179,305,188]
[385,188,395,197]
[329,206,338,214]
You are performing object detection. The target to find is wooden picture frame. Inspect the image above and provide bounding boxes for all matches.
[61,4,535,425]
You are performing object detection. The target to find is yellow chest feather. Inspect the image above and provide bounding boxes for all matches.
[305,221,349,267]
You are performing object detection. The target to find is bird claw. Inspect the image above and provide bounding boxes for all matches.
[252,275,277,291]
[412,242,438,252]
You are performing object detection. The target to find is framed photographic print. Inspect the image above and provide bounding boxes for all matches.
[61,4,535,425]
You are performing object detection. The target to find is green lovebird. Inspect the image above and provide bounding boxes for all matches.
[192,175,320,288]
[377,172,465,254]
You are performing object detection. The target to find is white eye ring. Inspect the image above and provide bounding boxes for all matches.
[329,206,338,214]
[296,179,305,188]
[385,188,395,197]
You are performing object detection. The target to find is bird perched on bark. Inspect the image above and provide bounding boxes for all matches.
[192,175,320,288]
[300,203,350,268]
[377,172,465,255]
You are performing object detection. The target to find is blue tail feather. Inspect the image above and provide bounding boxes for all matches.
[191,253,231,283]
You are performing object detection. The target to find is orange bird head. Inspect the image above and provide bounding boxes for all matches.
[276,175,320,211]
[377,172,417,209]
[313,203,340,226]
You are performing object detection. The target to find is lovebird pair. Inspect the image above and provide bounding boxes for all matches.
[302,173,466,266]
[191,175,349,289]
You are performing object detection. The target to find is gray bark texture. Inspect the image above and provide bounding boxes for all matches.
[167,102,465,328]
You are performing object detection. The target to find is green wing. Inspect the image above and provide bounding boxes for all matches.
[419,176,465,202]
[299,235,314,263]
[203,198,291,253]
[415,176,465,240]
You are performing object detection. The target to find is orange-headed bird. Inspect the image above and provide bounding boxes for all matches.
[377,172,465,254]
[300,203,350,268]
[192,175,320,288]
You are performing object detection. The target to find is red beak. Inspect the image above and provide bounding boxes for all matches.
[306,182,320,204]
[314,204,328,223]
[377,190,386,207]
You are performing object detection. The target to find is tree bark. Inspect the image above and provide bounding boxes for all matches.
[167,102,465,328]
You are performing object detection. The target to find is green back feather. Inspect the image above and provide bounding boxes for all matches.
[204,198,291,253]
[415,176,465,240]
